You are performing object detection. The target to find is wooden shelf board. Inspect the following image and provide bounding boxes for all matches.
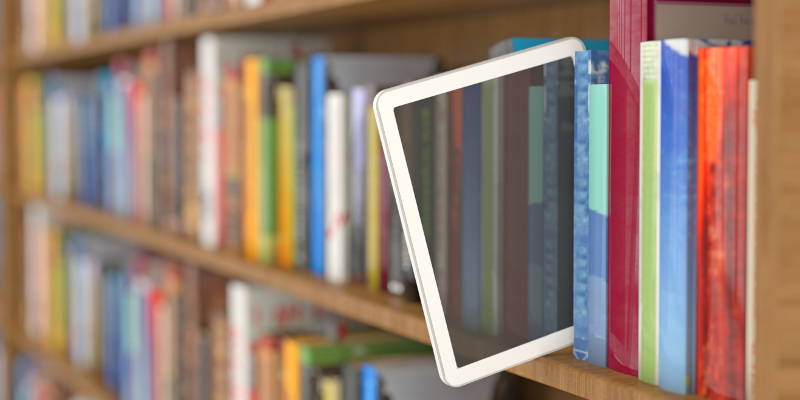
[14,0,543,70]
[30,199,700,400]
[3,325,117,400]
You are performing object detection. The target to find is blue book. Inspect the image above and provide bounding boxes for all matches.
[658,38,746,395]
[489,37,609,58]
[542,61,560,335]
[361,363,380,400]
[308,54,327,278]
[307,53,438,279]
[573,50,609,361]
[461,83,482,332]
[102,267,124,392]
[528,75,544,340]
[94,67,114,212]
[588,84,610,368]
[80,89,102,206]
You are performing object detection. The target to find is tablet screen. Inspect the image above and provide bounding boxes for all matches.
[394,57,575,367]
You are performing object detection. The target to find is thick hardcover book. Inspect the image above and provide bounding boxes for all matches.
[324,90,350,285]
[448,89,464,324]
[573,50,610,360]
[639,40,661,386]
[502,69,531,342]
[696,45,749,400]
[461,83,482,332]
[588,84,610,368]
[607,0,653,377]
[528,73,544,340]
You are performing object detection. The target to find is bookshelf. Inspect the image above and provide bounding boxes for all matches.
[0,0,798,399]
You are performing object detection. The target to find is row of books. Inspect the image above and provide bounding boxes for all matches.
[22,204,508,400]
[19,0,275,56]
[11,354,90,400]
[570,41,757,399]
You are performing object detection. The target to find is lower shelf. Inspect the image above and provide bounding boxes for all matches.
[26,199,698,400]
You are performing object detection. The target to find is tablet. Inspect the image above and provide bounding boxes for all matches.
[373,37,583,386]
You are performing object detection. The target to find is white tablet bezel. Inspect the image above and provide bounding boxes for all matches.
[372,37,584,387]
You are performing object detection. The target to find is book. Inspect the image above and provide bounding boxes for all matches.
[607,0,653,377]
[461,83,482,332]
[365,107,382,292]
[196,32,328,251]
[222,64,244,253]
[293,60,311,269]
[276,82,297,268]
[24,201,51,345]
[307,52,437,278]
[745,78,757,400]
[480,79,496,335]
[527,70,544,341]
[360,356,499,400]
[434,93,450,309]
[488,37,609,58]
[17,71,45,197]
[572,50,609,361]
[587,84,610,368]
[696,45,749,400]
[181,66,200,239]
[348,85,374,284]
[639,40,661,386]
[325,89,350,286]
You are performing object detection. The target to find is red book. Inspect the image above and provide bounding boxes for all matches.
[607,0,653,376]
[696,46,748,400]
[447,89,463,324]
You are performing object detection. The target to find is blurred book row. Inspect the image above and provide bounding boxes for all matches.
[22,203,518,400]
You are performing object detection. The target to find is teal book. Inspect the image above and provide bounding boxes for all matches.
[587,84,610,368]
[489,37,609,58]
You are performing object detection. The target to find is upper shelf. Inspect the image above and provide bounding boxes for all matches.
[14,0,544,70]
[28,198,699,400]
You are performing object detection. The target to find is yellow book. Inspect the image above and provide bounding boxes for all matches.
[49,226,67,354]
[365,107,381,292]
[46,0,64,48]
[17,72,45,196]
[319,375,343,400]
[242,55,262,261]
[275,82,296,268]
[282,335,326,400]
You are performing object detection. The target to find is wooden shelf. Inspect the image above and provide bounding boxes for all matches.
[28,199,697,400]
[14,0,545,70]
[2,324,117,400]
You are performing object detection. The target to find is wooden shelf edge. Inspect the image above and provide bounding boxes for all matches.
[2,325,117,400]
[27,198,700,400]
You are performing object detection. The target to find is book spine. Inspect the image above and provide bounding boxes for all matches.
[543,61,559,336]
[276,82,297,268]
[324,90,350,285]
[588,84,610,368]
[380,137,391,291]
[392,104,413,296]
[294,61,310,268]
[491,78,503,334]
[480,80,495,335]
[502,69,531,341]
[242,55,262,261]
[222,66,243,253]
[639,40,661,385]
[308,54,327,277]
[227,281,250,400]
[572,51,591,361]
[658,38,695,395]
[196,33,221,250]
[348,85,369,283]
[527,76,544,341]
[24,201,50,344]
[745,78,757,400]
[461,83,482,332]
[281,338,301,400]
[434,93,449,310]
[17,72,45,197]
[607,0,652,376]
[181,67,200,240]
[447,89,463,324]
[556,59,576,334]
[260,59,280,264]
[365,108,382,292]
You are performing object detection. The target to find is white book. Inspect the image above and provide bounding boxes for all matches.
[67,242,101,372]
[23,201,50,344]
[44,82,73,201]
[227,280,251,400]
[325,90,350,285]
[745,78,758,400]
[196,32,329,250]
[66,0,91,46]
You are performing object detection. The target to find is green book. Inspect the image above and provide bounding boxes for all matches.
[299,331,432,367]
[260,58,294,262]
[639,41,661,385]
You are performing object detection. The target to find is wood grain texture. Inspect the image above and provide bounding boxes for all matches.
[2,323,117,400]
[34,199,703,400]
[753,0,800,398]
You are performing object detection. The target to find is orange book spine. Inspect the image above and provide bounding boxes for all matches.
[242,56,262,261]
[276,82,296,268]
